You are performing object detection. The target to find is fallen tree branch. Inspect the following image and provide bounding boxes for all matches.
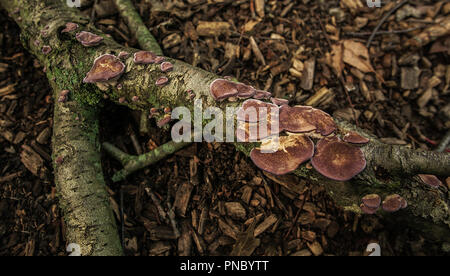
[1,0,449,244]
[112,0,162,55]
[52,87,122,256]
[366,0,409,47]
[436,130,450,153]
[103,141,191,182]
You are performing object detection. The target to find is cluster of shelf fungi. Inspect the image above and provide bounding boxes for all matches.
[48,22,445,216]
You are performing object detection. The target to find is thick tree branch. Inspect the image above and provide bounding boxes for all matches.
[1,0,449,242]
[51,87,122,256]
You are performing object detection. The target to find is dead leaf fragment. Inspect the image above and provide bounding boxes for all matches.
[326,43,344,78]
[342,40,375,73]
[230,221,261,256]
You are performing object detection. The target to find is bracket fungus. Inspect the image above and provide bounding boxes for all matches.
[343,132,370,144]
[157,115,172,127]
[253,90,272,99]
[156,76,169,86]
[210,79,239,101]
[61,22,78,33]
[160,62,174,72]
[418,174,442,188]
[237,99,279,123]
[382,194,406,213]
[302,107,336,136]
[118,51,129,59]
[235,83,256,99]
[311,139,366,181]
[360,204,379,215]
[278,105,336,136]
[133,51,157,64]
[155,56,165,64]
[42,46,52,55]
[271,98,289,106]
[250,134,315,175]
[58,90,70,103]
[236,120,280,142]
[76,31,103,47]
[210,79,258,101]
[279,105,316,133]
[362,194,381,209]
[83,54,125,83]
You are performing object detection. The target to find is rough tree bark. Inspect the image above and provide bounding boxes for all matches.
[1,0,449,255]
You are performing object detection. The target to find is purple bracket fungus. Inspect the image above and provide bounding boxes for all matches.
[236,83,256,99]
[253,90,272,99]
[271,97,289,106]
[61,22,79,33]
[400,197,408,209]
[315,136,341,149]
[237,99,279,123]
[76,31,103,47]
[60,90,70,97]
[362,194,381,209]
[157,115,172,127]
[83,54,125,83]
[236,120,280,142]
[187,89,196,100]
[133,51,157,64]
[156,76,169,86]
[311,139,366,181]
[55,156,64,165]
[343,132,370,144]
[210,79,239,101]
[58,95,67,103]
[279,105,316,133]
[418,174,442,188]
[160,62,174,72]
[302,107,337,136]
[382,194,405,213]
[155,56,166,64]
[360,204,378,215]
[250,134,315,175]
[118,51,129,59]
[42,46,52,55]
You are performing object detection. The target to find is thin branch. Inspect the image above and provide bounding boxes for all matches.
[366,0,410,48]
[436,130,450,153]
[103,141,191,182]
[112,0,163,55]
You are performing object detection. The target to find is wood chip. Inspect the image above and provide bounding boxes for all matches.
[255,0,265,18]
[218,218,238,240]
[291,249,312,256]
[254,214,277,237]
[196,21,231,37]
[225,202,246,220]
[307,241,324,256]
[173,182,193,217]
[0,83,16,96]
[305,87,334,107]
[300,58,316,90]
[249,36,266,65]
[20,145,47,179]
[401,67,421,90]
